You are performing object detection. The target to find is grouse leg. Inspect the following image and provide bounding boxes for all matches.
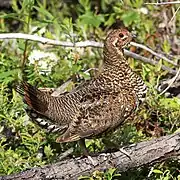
[79,139,89,156]
[79,139,96,166]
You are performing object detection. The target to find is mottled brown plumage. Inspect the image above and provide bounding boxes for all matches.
[16,28,147,144]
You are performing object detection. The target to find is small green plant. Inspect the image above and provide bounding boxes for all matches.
[78,168,121,180]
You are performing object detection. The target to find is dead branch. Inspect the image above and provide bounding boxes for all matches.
[159,67,180,96]
[0,33,103,48]
[145,1,180,5]
[0,33,178,75]
[130,42,178,66]
[0,132,180,180]
[124,50,177,75]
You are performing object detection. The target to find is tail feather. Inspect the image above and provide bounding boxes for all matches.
[16,83,68,134]
[26,108,67,134]
[16,82,48,115]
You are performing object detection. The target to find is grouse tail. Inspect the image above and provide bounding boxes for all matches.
[16,82,48,114]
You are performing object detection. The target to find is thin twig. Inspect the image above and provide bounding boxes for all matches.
[51,79,73,96]
[145,1,180,5]
[84,68,99,73]
[159,67,180,96]
[169,6,180,24]
[124,50,177,75]
[0,33,103,48]
[0,33,178,75]
[0,33,177,65]
[130,42,178,66]
[39,69,99,96]
[22,11,31,76]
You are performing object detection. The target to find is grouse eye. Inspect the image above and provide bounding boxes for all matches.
[119,33,124,38]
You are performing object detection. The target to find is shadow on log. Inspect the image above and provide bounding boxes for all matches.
[0,133,180,180]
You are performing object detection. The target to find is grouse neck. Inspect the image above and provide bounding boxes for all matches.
[103,48,129,69]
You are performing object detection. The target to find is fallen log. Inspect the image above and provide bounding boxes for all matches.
[1,132,180,180]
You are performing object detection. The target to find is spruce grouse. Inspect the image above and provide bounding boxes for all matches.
[16,28,147,145]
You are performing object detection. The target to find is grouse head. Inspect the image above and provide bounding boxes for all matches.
[105,28,132,49]
[103,28,132,63]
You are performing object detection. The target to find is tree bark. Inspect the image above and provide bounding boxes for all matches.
[1,133,180,180]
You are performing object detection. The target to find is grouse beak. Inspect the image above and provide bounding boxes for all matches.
[131,31,137,40]
[131,33,136,38]
[128,32,136,47]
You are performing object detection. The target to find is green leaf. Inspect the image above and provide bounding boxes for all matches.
[153,169,163,174]
[177,175,180,180]
[130,0,143,8]
[155,59,162,72]
[79,11,104,27]
[162,39,171,54]
[79,0,90,11]
[159,97,180,110]
[21,0,35,11]
[44,145,53,158]
[0,69,19,84]
[104,14,115,26]
[121,11,140,26]
[33,5,54,20]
